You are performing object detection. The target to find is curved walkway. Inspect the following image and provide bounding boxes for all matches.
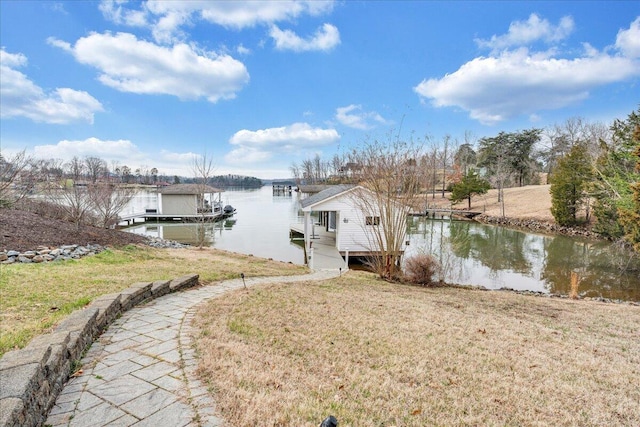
[44,269,341,427]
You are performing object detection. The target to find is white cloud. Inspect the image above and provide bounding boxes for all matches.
[270,23,340,52]
[99,0,148,27]
[415,16,640,125]
[0,49,103,124]
[236,44,251,55]
[0,49,26,68]
[335,104,388,130]
[224,146,274,165]
[49,3,68,15]
[49,32,249,102]
[226,122,340,164]
[475,14,574,52]
[195,0,334,29]
[33,137,142,161]
[99,0,335,43]
[616,17,640,58]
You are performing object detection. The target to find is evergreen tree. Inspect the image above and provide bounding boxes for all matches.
[450,169,491,210]
[550,143,593,226]
[592,107,640,245]
[617,119,640,251]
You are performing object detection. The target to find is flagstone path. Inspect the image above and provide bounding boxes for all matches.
[44,269,341,427]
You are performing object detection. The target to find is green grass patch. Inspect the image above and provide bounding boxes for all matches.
[0,246,306,356]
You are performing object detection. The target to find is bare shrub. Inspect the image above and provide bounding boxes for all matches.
[14,198,67,221]
[403,253,441,285]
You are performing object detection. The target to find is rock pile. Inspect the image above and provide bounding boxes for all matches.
[0,239,190,264]
[0,244,105,264]
[145,237,190,249]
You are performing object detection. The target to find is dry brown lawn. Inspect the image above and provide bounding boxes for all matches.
[194,271,640,427]
[422,184,554,222]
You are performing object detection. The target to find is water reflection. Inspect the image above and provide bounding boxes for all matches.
[542,237,640,300]
[407,216,640,301]
[127,187,305,264]
[125,187,640,301]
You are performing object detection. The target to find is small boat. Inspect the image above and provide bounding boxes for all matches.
[223,205,236,216]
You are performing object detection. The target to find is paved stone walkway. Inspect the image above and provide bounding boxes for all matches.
[44,269,341,427]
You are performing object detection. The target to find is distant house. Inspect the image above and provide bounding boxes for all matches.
[157,184,223,217]
[299,184,407,258]
[338,162,362,178]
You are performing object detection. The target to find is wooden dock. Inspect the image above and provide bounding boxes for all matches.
[290,224,346,270]
[272,181,296,195]
[119,211,224,226]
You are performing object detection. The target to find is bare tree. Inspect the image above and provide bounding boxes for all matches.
[84,156,108,183]
[150,167,159,184]
[454,132,477,176]
[290,163,302,185]
[0,150,38,207]
[40,158,65,182]
[301,158,314,184]
[347,138,424,279]
[440,135,454,198]
[119,165,132,183]
[542,117,612,178]
[88,168,136,228]
[330,154,344,182]
[67,156,85,181]
[427,141,439,200]
[478,133,511,216]
[191,152,216,248]
[44,157,92,230]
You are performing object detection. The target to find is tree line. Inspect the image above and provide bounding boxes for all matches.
[291,107,640,255]
[0,155,145,229]
[180,174,262,188]
[0,153,261,232]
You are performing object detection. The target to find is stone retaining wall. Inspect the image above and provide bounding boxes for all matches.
[0,245,106,264]
[475,214,603,239]
[0,274,200,427]
[0,239,190,265]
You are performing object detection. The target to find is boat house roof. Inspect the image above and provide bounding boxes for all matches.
[158,184,224,195]
[300,184,357,209]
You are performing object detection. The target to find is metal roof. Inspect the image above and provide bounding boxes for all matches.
[158,184,224,195]
[300,184,356,209]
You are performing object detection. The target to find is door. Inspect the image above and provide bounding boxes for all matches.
[328,211,336,232]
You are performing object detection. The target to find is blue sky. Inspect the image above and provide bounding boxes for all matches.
[1,1,639,179]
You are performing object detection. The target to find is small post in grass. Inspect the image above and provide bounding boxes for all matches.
[320,415,338,427]
[241,272,246,289]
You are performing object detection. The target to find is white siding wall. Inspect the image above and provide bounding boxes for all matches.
[309,194,381,252]
[161,194,197,215]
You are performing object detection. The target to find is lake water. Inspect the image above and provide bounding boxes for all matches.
[126,187,305,264]
[124,186,640,301]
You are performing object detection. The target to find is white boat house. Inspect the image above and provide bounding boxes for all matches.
[293,184,407,269]
[156,184,224,220]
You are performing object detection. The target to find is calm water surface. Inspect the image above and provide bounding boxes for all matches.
[125,186,640,301]
[126,187,305,264]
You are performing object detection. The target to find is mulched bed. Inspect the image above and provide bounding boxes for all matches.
[0,208,147,252]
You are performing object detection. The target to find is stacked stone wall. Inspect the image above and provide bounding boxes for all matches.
[475,214,603,239]
[0,274,199,427]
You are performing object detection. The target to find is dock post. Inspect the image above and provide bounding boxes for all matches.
[344,248,349,270]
